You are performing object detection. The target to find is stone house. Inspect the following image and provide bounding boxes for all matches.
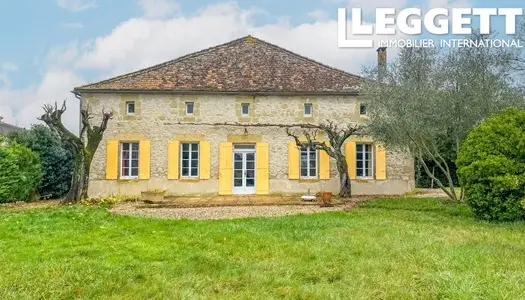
[0,119,23,136]
[74,36,414,197]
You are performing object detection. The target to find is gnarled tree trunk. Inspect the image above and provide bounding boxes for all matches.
[39,101,112,204]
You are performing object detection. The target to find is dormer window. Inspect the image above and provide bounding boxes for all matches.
[304,103,312,116]
[126,101,135,115]
[185,102,194,115]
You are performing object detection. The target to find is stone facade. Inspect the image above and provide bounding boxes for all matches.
[83,93,415,197]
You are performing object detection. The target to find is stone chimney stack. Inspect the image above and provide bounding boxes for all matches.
[377,47,387,81]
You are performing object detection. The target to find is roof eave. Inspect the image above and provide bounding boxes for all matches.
[72,88,362,97]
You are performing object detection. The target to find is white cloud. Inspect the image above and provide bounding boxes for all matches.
[137,0,180,18]
[56,0,96,12]
[308,10,330,22]
[4,2,402,132]
[348,0,408,15]
[0,63,19,88]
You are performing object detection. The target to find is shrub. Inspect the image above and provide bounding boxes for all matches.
[9,125,74,199]
[0,138,42,203]
[457,108,525,221]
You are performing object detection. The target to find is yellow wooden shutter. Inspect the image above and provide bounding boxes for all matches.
[256,143,269,195]
[167,141,179,180]
[200,141,211,180]
[106,140,119,180]
[218,142,233,195]
[375,143,387,180]
[319,143,330,180]
[345,142,357,180]
[288,142,299,179]
[139,140,151,180]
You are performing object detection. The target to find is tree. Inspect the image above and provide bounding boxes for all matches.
[167,121,361,198]
[363,34,523,202]
[39,101,113,203]
[0,138,42,203]
[457,108,525,221]
[9,125,74,199]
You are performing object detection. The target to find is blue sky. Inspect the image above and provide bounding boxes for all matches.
[0,0,523,130]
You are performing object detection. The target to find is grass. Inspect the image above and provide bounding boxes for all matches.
[1,198,525,299]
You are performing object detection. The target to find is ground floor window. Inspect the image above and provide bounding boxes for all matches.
[356,144,373,178]
[300,147,318,178]
[120,142,139,178]
[181,143,199,177]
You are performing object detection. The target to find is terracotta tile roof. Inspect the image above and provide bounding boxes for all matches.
[74,36,364,95]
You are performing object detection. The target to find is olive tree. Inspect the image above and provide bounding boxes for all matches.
[363,34,523,202]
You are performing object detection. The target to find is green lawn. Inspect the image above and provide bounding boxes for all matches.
[1,199,525,299]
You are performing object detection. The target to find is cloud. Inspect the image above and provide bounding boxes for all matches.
[4,1,402,132]
[61,22,85,29]
[308,10,330,22]
[137,0,180,18]
[0,63,19,88]
[348,0,408,15]
[56,0,96,12]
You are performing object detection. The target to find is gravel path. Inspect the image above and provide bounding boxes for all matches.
[111,203,352,220]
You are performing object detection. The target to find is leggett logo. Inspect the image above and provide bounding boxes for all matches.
[338,8,524,48]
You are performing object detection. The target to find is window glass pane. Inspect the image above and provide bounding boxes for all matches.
[131,160,138,168]
[234,145,255,150]
[356,152,363,160]
[242,103,249,115]
[181,168,189,176]
[127,102,135,114]
[182,160,189,168]
[309,159,316,169]
[356,161,363,169]
[182,144,189,151]
[304,104,312,115]
[360,103,366,115]
[301,169,308,176]
[357,169,363,177]
[191,168,198,176]
[182,151,189,159]
[309,168,316,177]
[301,158,307,168]
[131,168,139,177]
[191,159,199,168]
[186,102,194,114]
[131,151,138,159]
[356,144,363,152]
[132,143,139,151]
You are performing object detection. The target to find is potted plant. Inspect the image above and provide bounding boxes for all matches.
[141,189,167,202]
[320,192,333,207]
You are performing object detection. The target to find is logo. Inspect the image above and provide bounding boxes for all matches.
[338,8,524,48]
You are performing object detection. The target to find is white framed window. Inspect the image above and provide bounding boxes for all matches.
[181,143,199,177]
[126,101,135,115]
[241,103,250,116]
[356,144,373,178]
[185,102,194,115]
[120,142,139,179]
[300,147,318,178]
[304,103,313,116]
[359,103,367,116]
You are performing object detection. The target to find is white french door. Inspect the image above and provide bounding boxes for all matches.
[233,145,256,195]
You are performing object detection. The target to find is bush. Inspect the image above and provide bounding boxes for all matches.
[9,125,74,199]
[0,138,43,203]
[457,108,525,221]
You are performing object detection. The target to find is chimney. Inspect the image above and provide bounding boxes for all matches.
[377,47,387,82]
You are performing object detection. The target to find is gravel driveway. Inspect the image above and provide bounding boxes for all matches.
[111,203,352,220]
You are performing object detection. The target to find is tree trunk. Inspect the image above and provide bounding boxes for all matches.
[63,150,92,204]
[336,154,352,198]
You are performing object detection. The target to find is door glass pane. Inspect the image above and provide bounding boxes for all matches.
[246,170,255,178]
[246,179,255,187]
[234,153,242,161]
[234,162,242,170]
[234,170,243,178]
[234,179,243,187]
[246,162,255,170]
[246,153,255,161]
